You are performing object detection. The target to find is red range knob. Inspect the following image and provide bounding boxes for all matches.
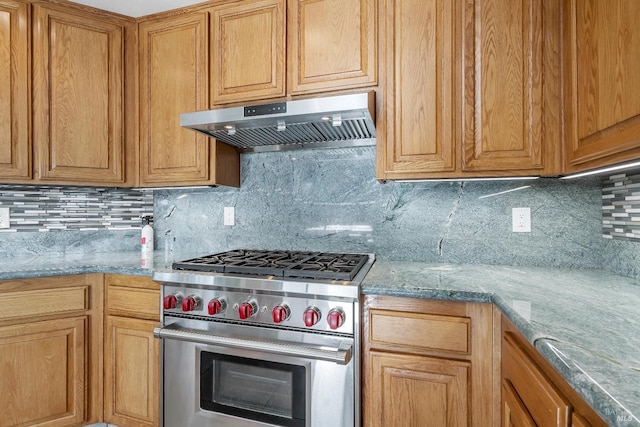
[208,298,225,315]
[327,308,345,330]
[272,304,290,323]
[303,307,321,327]
[182,296,197,312]
[238,302,255,320]
[163,294,177,310]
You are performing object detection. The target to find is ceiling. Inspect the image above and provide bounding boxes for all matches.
[67,0,208,17]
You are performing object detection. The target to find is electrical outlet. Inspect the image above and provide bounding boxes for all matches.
[512,207,531,233]
[0,207,10,229]
[224,207,235,226]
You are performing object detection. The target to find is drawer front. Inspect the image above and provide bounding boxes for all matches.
[107,286,159,321]
[502,332,570,426]
[369,309,470,354]
[0,286,88,321]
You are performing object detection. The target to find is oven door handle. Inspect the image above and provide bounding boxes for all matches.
[154,325,352,365]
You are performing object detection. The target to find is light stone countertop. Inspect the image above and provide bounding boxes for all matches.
[1,254,638,426]
[361,261,640,427]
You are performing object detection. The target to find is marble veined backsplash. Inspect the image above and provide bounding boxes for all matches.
[154,146,618,272]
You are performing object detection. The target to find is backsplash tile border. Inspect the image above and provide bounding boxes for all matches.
[0,185,153,233]
[602,173,640,241]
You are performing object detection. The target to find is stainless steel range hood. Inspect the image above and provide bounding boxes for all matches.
[180,92,376,153]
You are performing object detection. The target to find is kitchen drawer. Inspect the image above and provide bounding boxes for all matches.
[368,309,470,355]
[106,275,159,321]
[0,286,88,321]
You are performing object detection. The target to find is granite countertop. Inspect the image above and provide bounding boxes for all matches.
[1,254,638,426]
[362,261,640,427]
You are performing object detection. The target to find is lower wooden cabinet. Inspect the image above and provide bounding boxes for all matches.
[0,274,103,427]
[104,274,160,427]
[363,295,499,427]
[0,317,87,427]
[501,317,607,427]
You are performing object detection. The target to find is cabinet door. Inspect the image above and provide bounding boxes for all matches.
[502,380,536,427]
[104,316,160,426]
[0,317,86,427]
[0,0,30,181]
[461,0,548,172]
[502,333,570,427]
[139,13,240,187]
[32,5,125,184]
[377,0,456,177]
[211,0,285,105]
[367,351,469,427]
[564,0,640,172]
[288,0,377,94]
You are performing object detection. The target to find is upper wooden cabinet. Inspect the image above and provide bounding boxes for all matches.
[32,4,131,185]
[0,0,30,181]
[564,0,640,173]
[377,0,562,180]
[210,0,285,105]
[139,12,240,187]
[376,0,456,176]
[287,0,377,95]
[209,0,377,106]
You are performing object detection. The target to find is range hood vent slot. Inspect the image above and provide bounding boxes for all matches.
[180,92,376,153]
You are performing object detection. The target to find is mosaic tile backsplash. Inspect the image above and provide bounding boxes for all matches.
[0,185,153,232]
[602,173,640,241]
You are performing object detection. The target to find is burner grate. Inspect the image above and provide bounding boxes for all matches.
[172,250,369,281]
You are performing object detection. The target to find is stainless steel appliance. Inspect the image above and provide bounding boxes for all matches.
[153,249,375,427]
[180,92,376,152]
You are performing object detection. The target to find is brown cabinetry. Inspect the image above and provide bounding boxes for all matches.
[32,4,133,185]
[287,0,377,95]
[0,0,30,181]
[139,12,239,187]
[501,317,606,427]
[210,0,285,105]
[0,274,103,426]
[209,0,376,106]
[104,274,160,427]
[363,295,498,427]
[564,0,640,173]
[377,0,562,179]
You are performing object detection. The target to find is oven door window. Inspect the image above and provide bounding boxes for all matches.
[200,352,305,427]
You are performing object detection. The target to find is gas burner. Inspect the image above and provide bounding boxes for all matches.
[172,249,369,281]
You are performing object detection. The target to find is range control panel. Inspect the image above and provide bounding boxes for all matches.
[161,285,355,335]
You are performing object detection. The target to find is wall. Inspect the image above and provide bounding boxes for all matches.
[154,147,610,271]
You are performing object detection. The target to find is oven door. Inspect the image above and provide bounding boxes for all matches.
[156,320,355,427]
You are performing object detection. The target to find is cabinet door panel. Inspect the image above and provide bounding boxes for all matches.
[0,0,30,180]
[33,6,125,183]
[211,0,285,104]
[288,0,377,94]
[139,13,211,184]
[565,0,640,170]
[502,380,536,427]
[378,0,456,176]
[462,0,544,171]
[0,317,86,427]
[368,351,468,427]
[104,316,159,426]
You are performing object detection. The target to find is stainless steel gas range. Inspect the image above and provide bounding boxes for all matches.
[152,249,375,427]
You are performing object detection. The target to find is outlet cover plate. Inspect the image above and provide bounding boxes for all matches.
[223,206,235,226]
[0,207,10,229]
[512,207,531,233]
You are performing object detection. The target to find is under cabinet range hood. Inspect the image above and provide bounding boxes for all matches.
[180,91,376,153]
